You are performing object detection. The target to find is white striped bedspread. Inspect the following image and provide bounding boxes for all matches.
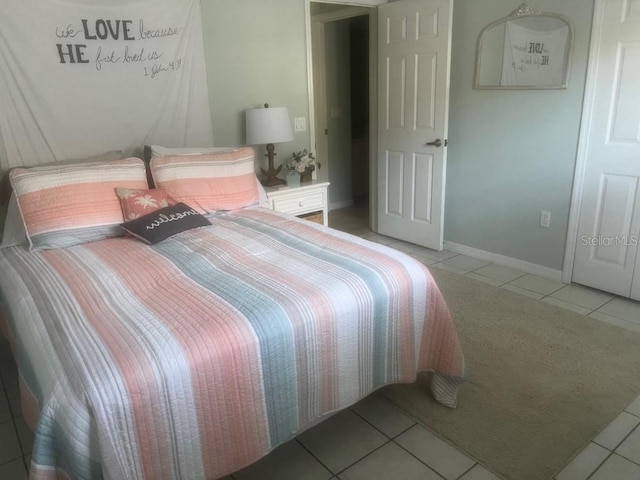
[0,207,466,480]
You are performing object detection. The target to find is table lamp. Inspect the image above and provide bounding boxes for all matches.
[246,104,294,186]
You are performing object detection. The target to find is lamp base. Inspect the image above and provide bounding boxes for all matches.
[260,166,285,187]
[260,143,286,187]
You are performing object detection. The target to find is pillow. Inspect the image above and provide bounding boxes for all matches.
[121,202,211,244]
[0,150,122,206]
[10,158,148,249]
[1,150,124,248]
[150,147,260,213]
[115,188,171,221]
[0,193,27,248]
[256,177,269,208]
[143,147,235,187]
[0,205,6,240]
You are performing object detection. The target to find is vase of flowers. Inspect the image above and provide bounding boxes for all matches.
[285,169,301,187]
[284,149,320,184]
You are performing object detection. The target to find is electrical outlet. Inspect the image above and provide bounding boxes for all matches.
[294,116,306,132]
[540,210,551,228]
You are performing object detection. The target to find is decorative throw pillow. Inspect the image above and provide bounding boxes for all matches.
[115,188,171,221]
[10,158,148,250]
[150,147,260,213]
[121,202,211,244]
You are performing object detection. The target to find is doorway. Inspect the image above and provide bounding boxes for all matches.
[310,3,373,225]
[308,0,453,249]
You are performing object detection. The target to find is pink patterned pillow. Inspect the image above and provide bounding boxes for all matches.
[150,147,260,213]
[115,188,171,221]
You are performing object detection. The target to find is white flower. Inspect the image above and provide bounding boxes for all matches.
[284,148,320,176]
[135,195,158,209]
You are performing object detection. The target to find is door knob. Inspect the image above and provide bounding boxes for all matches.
[426,139,442,148]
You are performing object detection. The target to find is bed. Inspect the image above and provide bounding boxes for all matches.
[0,147,465,480]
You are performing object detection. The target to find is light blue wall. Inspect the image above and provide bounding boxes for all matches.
[445,0,594,270]
[200,0,312,172]
[199,0,594,272]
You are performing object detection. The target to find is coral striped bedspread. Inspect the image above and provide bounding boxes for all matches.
[0,208,465,480]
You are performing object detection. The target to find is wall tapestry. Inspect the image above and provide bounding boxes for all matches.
[0,0,214,170]
[500,21,569,87]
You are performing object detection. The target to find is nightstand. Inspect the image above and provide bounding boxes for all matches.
[265,181,330,226]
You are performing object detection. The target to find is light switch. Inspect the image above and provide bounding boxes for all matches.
[294,116,307,132]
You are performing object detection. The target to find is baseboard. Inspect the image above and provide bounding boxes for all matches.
[329,199,355,211]
[443,241,564,282]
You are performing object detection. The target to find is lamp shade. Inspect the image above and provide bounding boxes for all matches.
[245,106,294,145]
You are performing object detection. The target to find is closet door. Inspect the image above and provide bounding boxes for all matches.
[572,0,640,299]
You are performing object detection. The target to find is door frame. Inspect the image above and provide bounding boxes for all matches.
[305,0,381,229]
[562,0,605,283]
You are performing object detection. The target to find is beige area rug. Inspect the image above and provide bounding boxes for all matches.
[383,268,640,480]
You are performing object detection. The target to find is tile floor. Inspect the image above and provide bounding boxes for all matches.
[1,205,639,479]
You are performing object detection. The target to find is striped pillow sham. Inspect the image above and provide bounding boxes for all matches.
[150,147,260,213]
[10,158,149,249]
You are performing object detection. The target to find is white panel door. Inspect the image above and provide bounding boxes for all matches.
[572,0,640,299]
[377,0,452,249]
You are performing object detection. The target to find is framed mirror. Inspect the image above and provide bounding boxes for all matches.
[474,3,573,90]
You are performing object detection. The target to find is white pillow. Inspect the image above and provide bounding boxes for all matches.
[256,178,269,208]
[0,206,5,240]
[150,145,235,157]
[1,193,27,248]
